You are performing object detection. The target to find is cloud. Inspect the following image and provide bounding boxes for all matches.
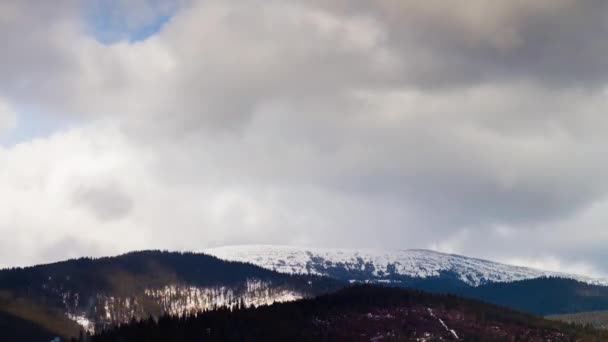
[72,181,134,222]
[321,0,608,88]
[504,256,606,279]
[1,0,608,277]
[0,99,16,137]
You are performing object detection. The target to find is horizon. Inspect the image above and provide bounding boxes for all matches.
[3,244,606,283]
[2,1,608,280]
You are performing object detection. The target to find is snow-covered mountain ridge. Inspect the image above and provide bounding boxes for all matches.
[204,245,608,287]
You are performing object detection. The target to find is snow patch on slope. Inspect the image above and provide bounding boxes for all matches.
[67,313,95,334]
[144,280,302,316]
[204,245,608,287]
[62,279,303,329]
[428,308,458,339]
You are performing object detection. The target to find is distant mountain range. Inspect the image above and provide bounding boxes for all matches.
[204,245,608,316]
[204,245,608,287]
[3,246,608,341]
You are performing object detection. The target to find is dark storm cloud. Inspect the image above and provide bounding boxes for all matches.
[319,0,608,89]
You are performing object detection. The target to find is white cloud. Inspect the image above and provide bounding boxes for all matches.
[0,99,16,137]
[1,0,608,276]
[504,257,606,279]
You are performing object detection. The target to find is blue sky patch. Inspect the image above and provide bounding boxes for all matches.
[0,107,78,147]
[85,0,176,44]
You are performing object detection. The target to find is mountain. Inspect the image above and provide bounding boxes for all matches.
[84,285,608,342]
[204,245,608,287]
[205,245,608,315]
[4,247,608,341]
[0,250,342,338]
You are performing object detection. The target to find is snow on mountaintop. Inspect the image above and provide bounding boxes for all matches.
[204,245,608,287]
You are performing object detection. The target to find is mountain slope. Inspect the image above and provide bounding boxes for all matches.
[206,245,608,315]
[86,285,608,342]
[0,293,82,341]
[4,247,608,341]
[460,277,608,316]
[548,310,608,330]
[0,310,68,342]
[0,251,342,336]
[204,245,608,287]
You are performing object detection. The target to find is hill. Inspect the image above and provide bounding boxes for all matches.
[0,292,81,341]
[0,250,342,336]
[3,248,608,341]
[0,310,67,342]
[459,277,608,316]
[85,285,608,342]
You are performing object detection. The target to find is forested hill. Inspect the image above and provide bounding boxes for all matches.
[3,250,608,341]
[0,251,343,336]
[0,250,339,293]
[459,277,608,316]
[84,285,608,342]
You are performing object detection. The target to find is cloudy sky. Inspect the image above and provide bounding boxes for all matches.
[1,0,608,277]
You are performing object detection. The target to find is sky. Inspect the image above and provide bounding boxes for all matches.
[1,0,608,277]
